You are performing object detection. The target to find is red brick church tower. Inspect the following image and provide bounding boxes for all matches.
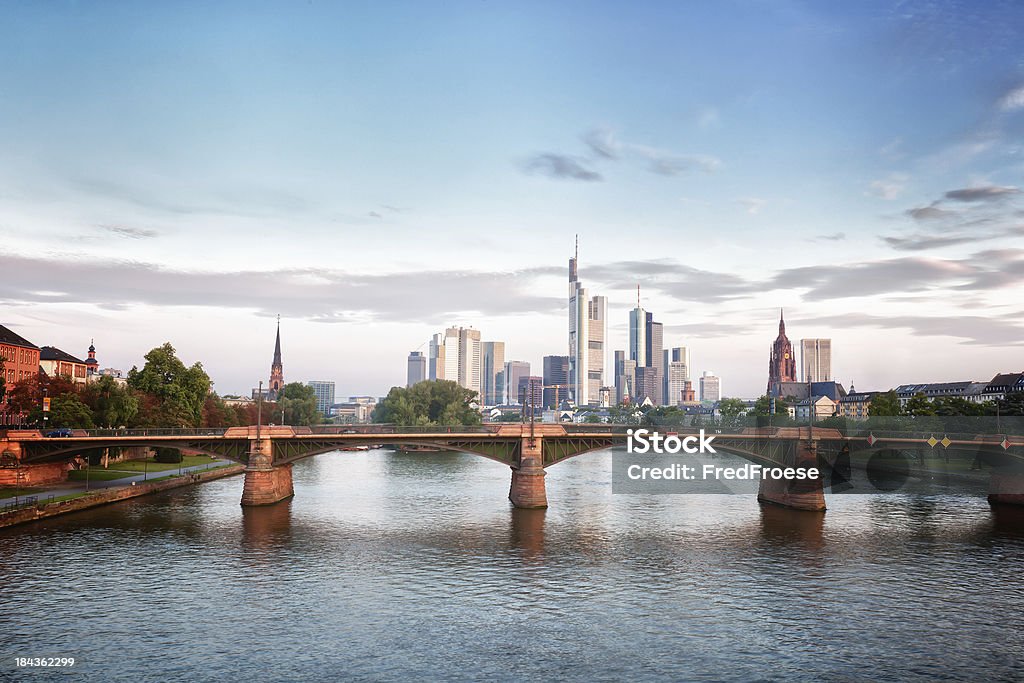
[767,309,796,395]
[268,315,284,400]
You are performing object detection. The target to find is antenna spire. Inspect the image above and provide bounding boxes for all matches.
[637,284,641,308]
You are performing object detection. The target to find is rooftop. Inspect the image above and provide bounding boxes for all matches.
[0,324,38,350]
[39,346,87,364]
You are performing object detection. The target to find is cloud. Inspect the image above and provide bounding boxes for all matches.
[998,84,1024,112]
[582,128,621,160]
[738,198,766,215]
[906,204,956,221]
[797,312,1024,347]
[867,174,907,200]
[814,232,846,242]
[944,185,1021,202]
[644,153,721,176]
[368,211,383,219]
[522,154,602,181]
[101,224,159,239]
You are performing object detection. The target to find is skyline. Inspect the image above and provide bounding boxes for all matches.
[2,2,1023,397]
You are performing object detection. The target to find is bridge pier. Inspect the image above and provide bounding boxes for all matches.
[756,442,826,512]
[509,434,547,508]
[240,436,294,506]
[988,469,1024,506]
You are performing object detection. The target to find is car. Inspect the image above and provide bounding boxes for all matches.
[44,428,74,438]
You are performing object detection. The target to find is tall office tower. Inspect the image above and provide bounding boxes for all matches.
[407,351,426,387]
[645,313,664,404]
[440,327,483,397]
[428,333,445,380]
[587,295,607,405]
[629,290,647,369]
[542,355,569,409]
[518,376,544,411]
[615,351,637,405]
[800,338,832,383]
[567,238,606,406]
[666,361,689,406]
[664,346,690,403]
[504,360,530,405]
[700,371,721,402]
[481,341,506,406]
[634,366,660,404]
[767,309,798,395]
[307,381,336,416]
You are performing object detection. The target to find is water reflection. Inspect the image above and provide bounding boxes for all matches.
[757,504,825,551]
[508,507,546,561]
[241,499,294,551]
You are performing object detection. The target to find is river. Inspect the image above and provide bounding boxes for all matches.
[2,448,1023,681]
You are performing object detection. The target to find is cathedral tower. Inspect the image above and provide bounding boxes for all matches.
[767,309,797,395]
[268,316,284,400]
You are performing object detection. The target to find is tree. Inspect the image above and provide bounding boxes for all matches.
[127,343,211,427]
[83,375,139,427]
[49,393,95,429]
[903,393,936,417]
[868,390,902,417]
[373,380,481,426]
[275,383,322,426]
[608,402,642,426]
[0,354,6,404]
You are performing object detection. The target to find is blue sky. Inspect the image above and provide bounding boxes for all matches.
[1,1,1023,397]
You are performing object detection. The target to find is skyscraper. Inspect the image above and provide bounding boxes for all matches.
[307,381,336,416]
[440,327,483,397]
[407,351,426,387]
[428,333,445,380]
[635,366,660,404]
[629,290,647,369]
[768,309,797,396]
[504,360,530,405]
[567,238,606,406]
[646,313,664,404]
[700,371,721,402]
[518,375,544,412]
[614,350,636,405]
[542,355,569,409]
[800,339,832,383]
[666,361,689,406]
[268,316,284,400]
[664,346,690,404]
[481,341,506,406]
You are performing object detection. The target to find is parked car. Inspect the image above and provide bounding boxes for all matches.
[44,428,74,438]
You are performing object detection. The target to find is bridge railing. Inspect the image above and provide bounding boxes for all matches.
[79,428,231,438]
[304,425,498,435]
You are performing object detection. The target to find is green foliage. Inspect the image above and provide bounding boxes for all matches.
[868,390,902,417]
[0,354,6,403]
[717,398,747,418]
[903,393,936,417]
[275,382,322,426]
[84,375,139,427]
[153,447,182,463]
[373,380,481,426]
[607,402,642,425]
[127,343,211,427]
[49,393,95,429]
[642,405,687,427]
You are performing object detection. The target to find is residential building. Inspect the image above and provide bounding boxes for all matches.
[481,341,506,406]
[979,373,1024,403]
[0,324,41,425]
[800,338,832,383]
[837,391,879,420]
[790,396,837,421]
[504,360,530,405]
[773,381,848,402]
[542,355,569,409]
[307,381,336,416]
[407,351,426,387]
[767,309,797,396]
[895,381,990,407]
[39,346,89,385]
[700,372,721,403]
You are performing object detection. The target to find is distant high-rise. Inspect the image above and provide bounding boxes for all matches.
[800,339,832,383]
[666,361,689,406]
[614,350,636,405]
[646,313,664,404]
[629,291,647,369]
[307,381,336,416]
[568,238,607,406]
[428,333,445,380]
[440,327,482,397]
[635,366,660,404]
[542,355,569,409]
[481,341,506,405]
[700,371,721,402]
[768,309,797,396]
[518,375,544,412]
[407,351,426,387]
[504,360,530,405]
[664,346,690,404]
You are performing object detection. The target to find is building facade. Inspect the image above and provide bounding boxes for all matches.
[800,338,832,383]
[481,341,506,406]
[645,313,664,404]
[614,350,636,405]
[504,360,530,405]
[307,381,336,417]
[428,333,445,381]
[635,366,660,404]
[39,346,89,385]
[699,372,721,403]
[441,327,483,398]
[567,241,606,406]
[0,324,41,425]
[407,351,426,387]
[542,355,569,409]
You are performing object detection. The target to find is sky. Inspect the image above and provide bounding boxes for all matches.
[1,0,1023,399]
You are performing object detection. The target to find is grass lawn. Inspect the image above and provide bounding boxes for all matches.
[0,486,45,498]
[101,454,220,473]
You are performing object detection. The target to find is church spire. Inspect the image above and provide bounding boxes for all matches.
[268,315,284,398]
[273,314,282,366]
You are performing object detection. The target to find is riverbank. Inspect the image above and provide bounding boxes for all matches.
[0,463,245,529]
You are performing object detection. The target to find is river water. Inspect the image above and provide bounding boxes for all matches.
[2,448,1023,681]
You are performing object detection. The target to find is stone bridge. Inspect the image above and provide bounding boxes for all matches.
[2,424,1023,511]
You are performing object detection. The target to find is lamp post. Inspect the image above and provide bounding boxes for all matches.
[256,381,263,441]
